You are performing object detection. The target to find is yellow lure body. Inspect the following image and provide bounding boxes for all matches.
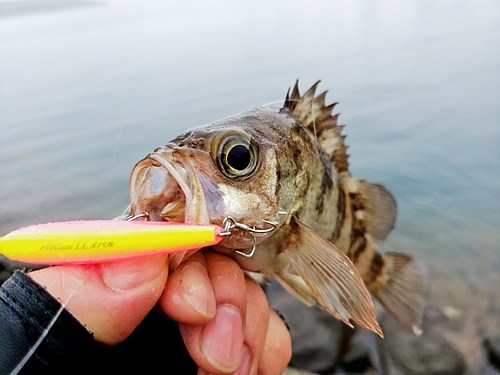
[0,220,223,264]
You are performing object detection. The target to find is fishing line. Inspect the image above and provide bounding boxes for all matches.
[261,100,285,108]
[112,124,124,162]
[10,266,94,375]
[261,98,299,108]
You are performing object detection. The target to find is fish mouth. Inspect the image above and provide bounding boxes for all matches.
[129,149,210,224]
[128,148,278,253]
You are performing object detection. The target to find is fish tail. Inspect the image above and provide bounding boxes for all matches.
[342,176,427,332]
[368,252,428,335]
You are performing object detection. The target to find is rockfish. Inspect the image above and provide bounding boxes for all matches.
[126,81,427,336]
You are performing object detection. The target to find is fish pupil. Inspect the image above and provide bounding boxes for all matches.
[215,133,257,179]
[227,145,251,170]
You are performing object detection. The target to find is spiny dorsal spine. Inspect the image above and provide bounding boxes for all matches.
[284,80,351,177]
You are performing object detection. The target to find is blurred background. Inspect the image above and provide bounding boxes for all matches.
[0,0,499,374]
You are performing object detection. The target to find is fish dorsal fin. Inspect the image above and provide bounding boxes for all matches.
[276,215,383,336]
[344,177,397,242]
[284,80,350,177]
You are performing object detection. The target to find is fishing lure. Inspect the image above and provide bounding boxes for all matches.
[0,219,224,264]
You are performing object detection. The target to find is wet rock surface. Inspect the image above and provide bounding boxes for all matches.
[265,269,500,375]
[266,279,382,374]
[484,335,500,371]
[266,281,345,373]
[379,310,466,375]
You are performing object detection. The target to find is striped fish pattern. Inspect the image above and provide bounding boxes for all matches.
[127,81,428,336]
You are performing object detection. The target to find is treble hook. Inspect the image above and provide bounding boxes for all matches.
[219,217,278,258]
[124,213,278,258]
[126,212,150,221]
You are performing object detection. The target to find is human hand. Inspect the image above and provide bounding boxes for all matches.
[160,250,292,375]
[29,250,291,375]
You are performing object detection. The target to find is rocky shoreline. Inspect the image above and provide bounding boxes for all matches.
[267,270,500,375]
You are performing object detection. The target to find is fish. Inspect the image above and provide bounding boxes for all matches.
[125,81,428,336]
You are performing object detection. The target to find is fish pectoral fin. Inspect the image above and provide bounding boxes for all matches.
[282,216,383,337]
[344,178,397,242]
[372,252,429,335]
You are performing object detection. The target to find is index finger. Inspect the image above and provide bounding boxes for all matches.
[159,251,216,324]
[180,251,247,374]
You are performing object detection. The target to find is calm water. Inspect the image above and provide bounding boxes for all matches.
[1,0,499,302]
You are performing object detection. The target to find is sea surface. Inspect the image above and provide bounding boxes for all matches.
[1,0,499,326]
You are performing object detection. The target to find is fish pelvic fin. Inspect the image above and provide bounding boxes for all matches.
[283,80,350,178]
[344,177,397,242]
[273,270,318,307]
[370,252,428,335]
[277,215,383,337]
[168,249,199,272]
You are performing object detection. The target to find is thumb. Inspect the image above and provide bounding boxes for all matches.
[29,255,169,345]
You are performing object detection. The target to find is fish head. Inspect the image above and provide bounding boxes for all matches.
[128,107,298,256]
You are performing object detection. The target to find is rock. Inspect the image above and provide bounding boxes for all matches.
[282,367,320,375]
[480,364,500,375]
[484,335,500,371]
[266,281,345,373]
[379,311,467,375]
[266,280,380,374]
[341,325,382,374]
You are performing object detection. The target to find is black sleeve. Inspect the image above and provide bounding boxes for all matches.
[0,271,197,375]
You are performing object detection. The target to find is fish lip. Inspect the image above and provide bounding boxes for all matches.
[149,152,193,217]
[129,148,210,224]
[128,155,184,222]
[172,150,212,224]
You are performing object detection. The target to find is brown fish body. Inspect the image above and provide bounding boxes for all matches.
[127,82,427,336]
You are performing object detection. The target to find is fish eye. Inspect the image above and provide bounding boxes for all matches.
[215,134,258,180]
